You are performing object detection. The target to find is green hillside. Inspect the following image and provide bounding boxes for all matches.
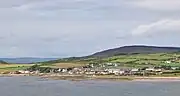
[37,45,180,68]
[40,52,180,68]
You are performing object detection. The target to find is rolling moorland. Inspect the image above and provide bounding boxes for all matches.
[39,45,180,68]
[1,45,180,73]
[41,53,180,68]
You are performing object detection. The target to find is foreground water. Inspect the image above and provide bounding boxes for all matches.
[0,76,180,96]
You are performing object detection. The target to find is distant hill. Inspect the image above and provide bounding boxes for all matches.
[0,60,8,64]
[35,45,180,64]
[0,58,57,64]
[90,45,180,58]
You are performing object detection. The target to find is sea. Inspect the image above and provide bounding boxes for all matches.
[0,76,180,96]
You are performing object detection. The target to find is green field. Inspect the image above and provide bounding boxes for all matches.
[39,53,180,68]
[41,63,86,68]
[1,53,180,72]
[0,64,34,72]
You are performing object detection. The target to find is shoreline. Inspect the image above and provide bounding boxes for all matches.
[133,77,180,82]
[1,74,180,82]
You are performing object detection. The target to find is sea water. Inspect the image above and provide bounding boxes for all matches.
[0,76,179,96]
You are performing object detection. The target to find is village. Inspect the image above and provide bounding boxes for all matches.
[14,61,180,77]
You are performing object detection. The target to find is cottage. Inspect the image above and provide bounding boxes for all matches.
[107,69,115,73]
[107,69,120,75]
[154,69,162,72]
[119,71,125,75]
[100,71,109,75]
[131,68,139,72]
[85,71,96,75]
[68,71,73,74]
[171,67,179,70]
[114,63,118,67]
[165,61,171,64]
[62,69,68,73]
[18,70,30,74]
[106,63,113,66]
[57,68,62,72]
[145,68,155,71]
[90,64,94,68]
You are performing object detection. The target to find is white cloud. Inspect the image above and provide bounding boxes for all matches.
[0,0,180,57]
[128,0,180,11]
[0,0,130,57]
[132,19,180,36]
[14,0,107,11]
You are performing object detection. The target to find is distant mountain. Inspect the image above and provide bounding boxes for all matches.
[90,45,180,58]
[0,58,58,64]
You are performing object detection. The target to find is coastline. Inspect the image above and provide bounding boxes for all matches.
[133,76,180,81]
[37,74,180,82]
[1,74,180,82]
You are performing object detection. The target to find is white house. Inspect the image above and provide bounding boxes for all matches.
[119,71,125,75]
[18,70,30,74]
[154,69,162,72]
[85,71,96,75]
[171,67,179,70]
[62,69,68,73]
[131,68,139,72]
[58,68,62,72]
[165,61,171,64]
[90,64,94,68]
[113,69,120,74]
[114,64,118,67]
[146,68,155,71]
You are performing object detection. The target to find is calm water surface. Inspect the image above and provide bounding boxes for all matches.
[0,76,180,96]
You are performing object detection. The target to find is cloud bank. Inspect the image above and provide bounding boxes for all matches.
[0,0,179,57]
[132,19,180,36]
[128,0,180,11]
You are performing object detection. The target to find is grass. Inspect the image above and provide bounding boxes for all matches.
[158,63,180,67]
[0,52,178,72]
[135,60,162,65]
[41,63,86,68]
[99,53,180,67]
[0,64,33,68]
[111,59,137,63]
[39,53,180,69]
[0,64,34,73]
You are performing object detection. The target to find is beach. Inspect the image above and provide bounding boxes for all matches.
[39,74,180,82]
[2,73,180,82]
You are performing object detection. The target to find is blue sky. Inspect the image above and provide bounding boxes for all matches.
[0,0,180,57]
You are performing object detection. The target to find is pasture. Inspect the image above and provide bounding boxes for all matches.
[41,63,86,68]
[0,64,34,72]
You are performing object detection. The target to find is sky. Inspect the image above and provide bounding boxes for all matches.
[0,0,180,58]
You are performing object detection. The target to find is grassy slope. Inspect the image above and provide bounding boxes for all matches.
[101,53,180,67]
[41,63,86,68]
[44,53,180,68]
[2,53,179,71]
[40,57,94,68]
[0,64,34,72]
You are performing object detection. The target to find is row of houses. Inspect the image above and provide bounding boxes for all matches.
[13,61,180,76]
[16,64,180,76]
